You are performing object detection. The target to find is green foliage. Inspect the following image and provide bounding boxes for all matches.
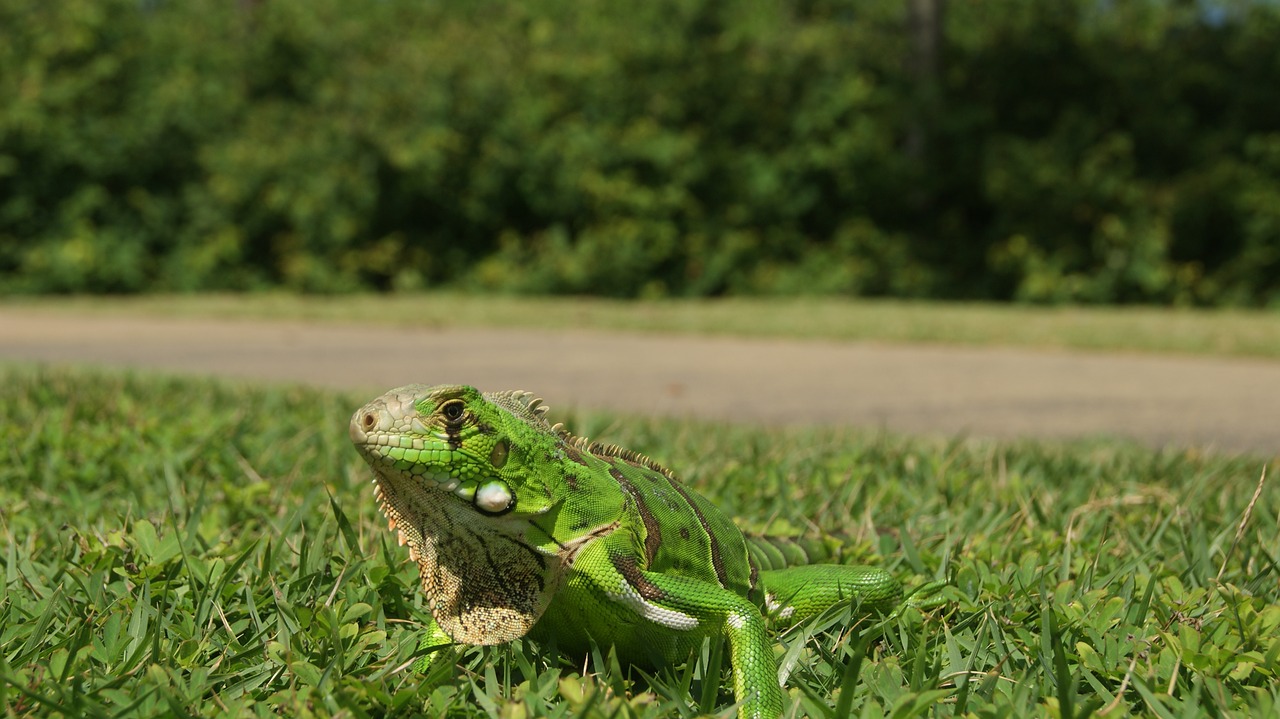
[950,0,1280,306]
[1,0,1279,303]
[1,367,1277,717]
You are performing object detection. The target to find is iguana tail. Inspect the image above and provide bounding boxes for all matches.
[745,534,853,570]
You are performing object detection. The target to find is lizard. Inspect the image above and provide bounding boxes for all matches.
[348,383,907,719]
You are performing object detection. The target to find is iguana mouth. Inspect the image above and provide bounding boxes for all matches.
[349,390,457,549]
[349,389,460,486]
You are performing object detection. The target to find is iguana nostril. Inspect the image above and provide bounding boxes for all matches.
[350,408,381,444]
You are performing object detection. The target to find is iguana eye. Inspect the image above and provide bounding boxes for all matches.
[441,400,465,422]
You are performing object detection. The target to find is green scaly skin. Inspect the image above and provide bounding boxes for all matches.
[349,384,904,719]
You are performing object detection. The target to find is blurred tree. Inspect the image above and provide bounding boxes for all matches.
[0,0,1276,304]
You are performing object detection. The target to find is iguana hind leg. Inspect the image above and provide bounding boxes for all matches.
[759,564,902,626]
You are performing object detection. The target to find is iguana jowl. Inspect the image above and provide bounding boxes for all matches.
[349,384,903,719]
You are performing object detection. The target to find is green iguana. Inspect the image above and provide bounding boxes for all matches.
[349,384,905,719]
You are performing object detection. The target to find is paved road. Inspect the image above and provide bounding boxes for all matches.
[3,309,1277,455]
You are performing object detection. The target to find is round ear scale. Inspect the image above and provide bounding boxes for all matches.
[474,480,515,514]
[490,439,510,469]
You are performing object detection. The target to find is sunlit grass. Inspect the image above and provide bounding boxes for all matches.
[1,367,1276,717]
[7,292,1280,358]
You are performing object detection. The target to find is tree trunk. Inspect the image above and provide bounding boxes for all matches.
[905,0,945,162]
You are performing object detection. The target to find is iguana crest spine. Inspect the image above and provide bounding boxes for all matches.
[493,388,681,480]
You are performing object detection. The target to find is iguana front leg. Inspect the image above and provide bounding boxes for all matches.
[409,616,456,676]
[620,569,783,719]
[571,539,784,719]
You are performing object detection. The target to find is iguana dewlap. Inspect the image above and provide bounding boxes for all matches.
[349,384,902,719]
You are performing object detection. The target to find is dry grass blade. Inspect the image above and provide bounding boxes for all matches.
[1216,465,1268,583]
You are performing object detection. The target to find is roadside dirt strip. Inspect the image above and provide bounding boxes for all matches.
[2,309,1277,455]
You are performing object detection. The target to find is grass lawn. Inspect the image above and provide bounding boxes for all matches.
[7,293,1280,359]
[1,366,1276,717]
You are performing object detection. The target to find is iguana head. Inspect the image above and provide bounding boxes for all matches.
[349,383,565,644]
[349,383,561,519]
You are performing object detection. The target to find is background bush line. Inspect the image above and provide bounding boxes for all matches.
[1,0,1278,304]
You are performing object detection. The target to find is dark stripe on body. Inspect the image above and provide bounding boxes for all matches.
[610,553,666,601]
[530,520,570,551]
[609,466,662,565]
[532,518,620,564]
[563,444,592,467]
[661,476,730,589]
